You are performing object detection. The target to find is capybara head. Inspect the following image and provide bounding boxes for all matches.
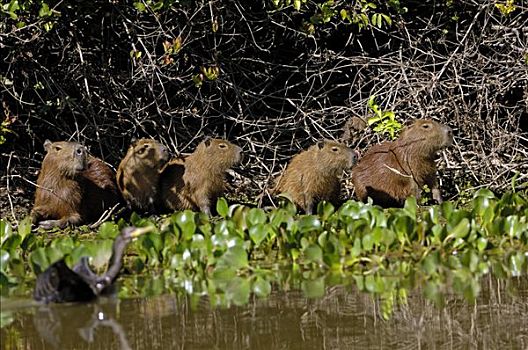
[311,140,358,172]
[42,140,87,177]
[195,138,243,169]
[123,138,170,170]
[398,119,453,156]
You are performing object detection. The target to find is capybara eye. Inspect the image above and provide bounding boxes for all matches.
[75,148,83,156]
[219,143,227,149]
[137,148,145,155]
[331,147,339,152]
[54,146,62,152]
[422,124,430,129]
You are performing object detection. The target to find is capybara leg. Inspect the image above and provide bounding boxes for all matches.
[432,188,443,204]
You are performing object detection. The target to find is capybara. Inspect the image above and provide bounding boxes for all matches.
[116,138,169,212]
[273,140,358,214]
[31,140,120,229]
[80,156,121,223]
[351,119,453,207]
[159,138,243,215]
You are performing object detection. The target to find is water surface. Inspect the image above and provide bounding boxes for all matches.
[2,276,527,349]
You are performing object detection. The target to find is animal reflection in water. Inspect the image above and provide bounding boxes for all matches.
[34,301,132,350]
[34,226,153,303]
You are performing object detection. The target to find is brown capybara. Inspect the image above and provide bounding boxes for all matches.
[351,119,453,207]
[273,140,359,214]
[80,156,121,223]
[159,138,243,215]
[116,138,169,212]
[31,140,120,229]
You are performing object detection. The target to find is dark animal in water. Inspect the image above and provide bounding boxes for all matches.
[33,226,153,303]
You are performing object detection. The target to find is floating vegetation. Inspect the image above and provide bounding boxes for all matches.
[1,189,527,319]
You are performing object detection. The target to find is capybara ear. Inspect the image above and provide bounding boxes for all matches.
[204,136,212,147]
[43,140,53,152]
[316,141,325,150]
[130,137,138,145]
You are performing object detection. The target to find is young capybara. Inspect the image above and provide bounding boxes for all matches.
[31,140,120,229]
[116,138,169,212]
[80,156,121,223]
[273,140,359,214]
[351,119,453,207]
[159,138,243,215]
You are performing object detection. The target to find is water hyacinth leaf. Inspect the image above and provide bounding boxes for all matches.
[473,188,496,200]
[248,208,267,226]
[503,216,521,238]
[30,247,63,274]
[318,201,335,221]
[249,223,268,246]
[253,276,271,298]
[301,278,325,298]
[449,218,470,239]
[0,220,12,246]
[350,237,362,258]
[90,240,114,270]
[362,234,374,251]
[175,211,197,240]
[17,216,32,241]
[298,216,321,233]
[440,201,454,221]
[221,246,248,270]
[304,244,323,264]
[403,196,417,217]
[227,277,250,306]
[0,250,9,272]
[98,221,120,239]
[51,236,75,254]
[216,197,229,218]
[476,237,488,252]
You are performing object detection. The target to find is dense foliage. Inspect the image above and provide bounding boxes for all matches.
[2,189,527,318]
[1,0,527,218]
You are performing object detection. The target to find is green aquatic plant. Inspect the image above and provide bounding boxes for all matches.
[1,189,527,317]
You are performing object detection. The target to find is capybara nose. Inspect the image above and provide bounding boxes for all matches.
[75,145,85,157]
[352,150,361,164]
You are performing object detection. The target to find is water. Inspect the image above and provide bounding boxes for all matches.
[2,276,527,350]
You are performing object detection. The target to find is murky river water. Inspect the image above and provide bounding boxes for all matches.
[2,276,527,349]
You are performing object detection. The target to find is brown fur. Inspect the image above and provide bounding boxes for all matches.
[31,140,120,229]
[273,140,358,214]
[160,138,243,215]
[80,156,121,222]
[116,138,169,212]
[351,119,453,207]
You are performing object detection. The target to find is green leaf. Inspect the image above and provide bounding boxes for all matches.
[216,197,229,218]
[303,244,323,264]
[174,211,196,240]
[221,246,248,270]
[98,222,120,239]
[297,216,321,233]
[38,3,51,18]
[301,278,325,298]
[133,2,146,12]
[450,218,470,239]
[17,217,31,241]
[249,224,267,246]
[253,276,271,298]
[227,277,250,306]
[247,208,267,225]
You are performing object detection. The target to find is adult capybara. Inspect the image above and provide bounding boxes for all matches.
[116,138,169,212]
[159,138,243,215]
[351,119,453,207]
[273,140,359,214]
[31,140,120,229]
